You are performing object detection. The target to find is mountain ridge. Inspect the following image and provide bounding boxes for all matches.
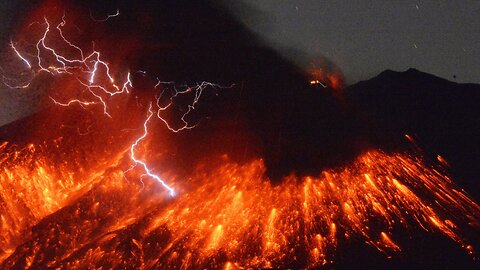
[346,67,480,200]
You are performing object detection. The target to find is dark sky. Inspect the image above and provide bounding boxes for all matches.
[226,0,480,85]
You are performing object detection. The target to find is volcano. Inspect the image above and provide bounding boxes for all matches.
[0,0,479,269]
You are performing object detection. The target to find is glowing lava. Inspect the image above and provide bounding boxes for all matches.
[0,145,478,268]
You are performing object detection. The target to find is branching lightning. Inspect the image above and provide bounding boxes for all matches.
[6,15,131,115]
[154,80,232,132]
[5,14,230,196]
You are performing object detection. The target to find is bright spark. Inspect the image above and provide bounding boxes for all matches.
[310,80,327,88]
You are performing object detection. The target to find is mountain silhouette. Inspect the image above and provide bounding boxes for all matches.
[346,68,480,200]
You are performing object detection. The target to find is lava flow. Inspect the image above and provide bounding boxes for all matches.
[1,141,479,268]
[0,3,479,270]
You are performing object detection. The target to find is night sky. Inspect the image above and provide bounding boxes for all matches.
[226,0,480,85]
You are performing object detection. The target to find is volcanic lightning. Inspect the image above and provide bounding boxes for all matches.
[9,41,31,69]
[90,8,121,22]
[0,6,479,270]
[127,103,176,196]
[154,80,230,132]
[3,14,222,194]
[5,14,132,117]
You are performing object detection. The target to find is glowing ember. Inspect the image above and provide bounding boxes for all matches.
[308,66,344,90]
[0,145,478,268]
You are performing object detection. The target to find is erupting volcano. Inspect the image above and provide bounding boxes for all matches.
[0,1,479,269]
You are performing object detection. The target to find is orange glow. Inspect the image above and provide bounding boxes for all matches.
[1,143,478,268]
[308,67,344,90]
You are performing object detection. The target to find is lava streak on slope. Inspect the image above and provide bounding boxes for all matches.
[0,0,479,269]
[1,146,479,268]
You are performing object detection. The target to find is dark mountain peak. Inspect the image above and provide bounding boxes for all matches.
[405,67,421,73]
[367,68,455,89]
[376,68,397,76]
[377,67,428,77]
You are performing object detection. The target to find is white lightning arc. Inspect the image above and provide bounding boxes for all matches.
[9,40,31,69]
[128,103,176,197]
[6,15,131,116]
[154,80,232,132]
[5,14,233,196]
[90,9,120,22]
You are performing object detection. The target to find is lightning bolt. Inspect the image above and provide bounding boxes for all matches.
[154,80,233,132]
[123,80,232,195]
[128,103,176,197]
[90,8,121,22]
[9,40,32,69]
